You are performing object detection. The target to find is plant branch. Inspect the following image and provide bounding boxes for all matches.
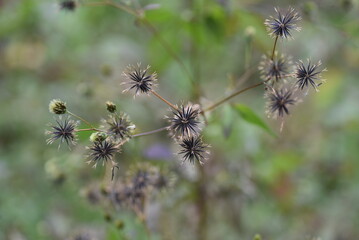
[271,35,278,60]
[84,0,194,87]
[67,111,96,129]
[132,126,168,138]
[150,90,178,110]
[76,128,101,132]
[202,79,270,113]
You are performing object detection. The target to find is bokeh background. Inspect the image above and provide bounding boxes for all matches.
[1,0,359,239]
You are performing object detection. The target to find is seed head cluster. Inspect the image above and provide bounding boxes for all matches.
[178,136,209,165]
[122,64,157,96]
[60,0,77,11]
[259,53,291,83]
[266,87,296,118]
[87,140,118,167]
[104,113,135,142]
[168,103,202,139]
[265,7,301,39]
[295,60,325,91]
[46,117,78,147]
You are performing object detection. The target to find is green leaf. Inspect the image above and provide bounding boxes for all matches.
[233,104,275,136]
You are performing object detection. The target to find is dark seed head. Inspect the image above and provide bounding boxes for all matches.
[178,136,209,165]
[266,87,296,118]
[46,117,78,147]
[122,63,157,96]
[259,53,291,83]
[87,140,118,167]
[295,60,325,91]
[265,7,301,39]
[168,103,202,139]
[104,113,135,142]
[60,0,76,11]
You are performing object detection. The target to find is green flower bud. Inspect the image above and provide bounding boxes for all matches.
[49,99,67,114]
[90,132,107,142]
[106,101,117,113]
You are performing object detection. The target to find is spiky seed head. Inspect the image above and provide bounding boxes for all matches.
[265,87,296,119]
[60,0,77,11]
[259,53,292,83]
[127,163,158,191]
[295,59,326,91]
[168,103,202,139]
[49,99,67,115]
[103,113,135,142]
[178,136,209,165]
[264,7,301,39]
[46,117,79,147]
[87,140,119,167]
[89,132,107,142]
[106,101,116,113]
[122,63,157,96]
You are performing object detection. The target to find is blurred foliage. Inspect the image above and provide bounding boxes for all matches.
[1,0,359,239]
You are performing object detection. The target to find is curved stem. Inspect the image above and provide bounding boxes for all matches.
[67,111,96,129]
[84,0,194,86]
[150,90,178,110]
[271,36,278,60]
[202,79,270,113]
[132,126,168,138]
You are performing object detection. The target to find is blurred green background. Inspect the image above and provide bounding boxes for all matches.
[1,0,359,239]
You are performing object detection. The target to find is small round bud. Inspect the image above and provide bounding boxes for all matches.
[245,26,256,38]
[49,99,67,114]
[115,220,124,229]
[90,132,107,142]
[106,101,117,113]
[104,213,112,222]
[101,65,113,77]
[60,0,77,11]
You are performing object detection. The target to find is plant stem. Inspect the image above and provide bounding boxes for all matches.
[271,36,278,60]
[67,111,96,129]
[150,90,178,110]
[76,128,100,132]
[132,126,168,137]
[201,79,270,113]
[84,0,195,87]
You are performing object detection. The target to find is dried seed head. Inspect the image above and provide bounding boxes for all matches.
[122,63,157,96]
[178,136,209,165]
[127,163,158,191]
[46,117,79,147]
[264,7,301,39]
[106,101,116,113]
[295,59,326,91]
[265,86,296,119]
[49,99,67,115]
[60,0,77,11]
[168,103,202,139]
[89,132,107,143]
[103,113,135,142]
[87,140,119,167]
[259,53,292,83]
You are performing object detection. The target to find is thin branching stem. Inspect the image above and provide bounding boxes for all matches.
[76,128,101,132]
[67,111,97,129]
[201,79,271,113]
[132,126,168,137]
[150,90,178,110]
[271,36,279,60]
[84,0,195,87]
